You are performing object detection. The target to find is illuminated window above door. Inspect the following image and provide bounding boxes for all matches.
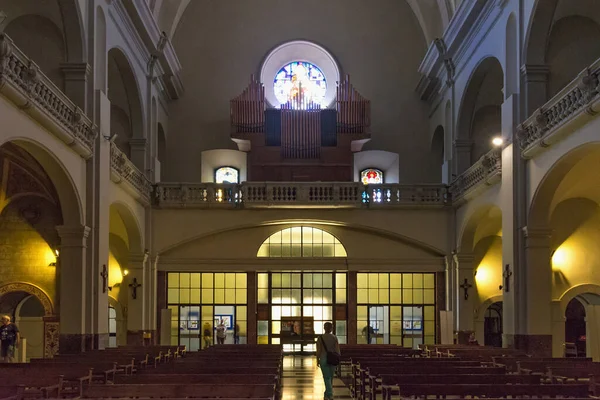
[257,227,347,257]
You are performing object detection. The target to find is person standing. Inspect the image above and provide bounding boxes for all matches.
[316,322,340,400]
[0,316,20,363]
[216,320,226,345]
[202,322,212,349]
[233,323,240,344]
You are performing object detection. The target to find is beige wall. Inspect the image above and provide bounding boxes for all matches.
[168,0,437,183]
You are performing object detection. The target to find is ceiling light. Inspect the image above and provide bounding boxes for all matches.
[492,137,503,147]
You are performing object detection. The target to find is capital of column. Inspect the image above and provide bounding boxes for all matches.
[60,63,91,81]
[129,138,147,150]
[522,226,552,248]
[454,139,473,150]
[453,253,475,270]
[520,64,550,81]
[56,225,91,247]
[128,252,149,269]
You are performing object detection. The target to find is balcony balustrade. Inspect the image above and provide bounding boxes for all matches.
[450,148,502,203]
[517,57,600,158]
[0,33,96,158]
[110,143,152,203]
[154,182,449,209]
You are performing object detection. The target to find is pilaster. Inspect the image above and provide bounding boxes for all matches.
[129,138,148,174]
[521,64,550,118]
[247,272,257,344]
[60,62,91,114]
[454,253,476,341]
[453,139,473,175]
[126,252,148,345]
[347,271,357,344]
[56,224,91,353]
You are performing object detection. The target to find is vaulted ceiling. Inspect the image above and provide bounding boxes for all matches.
[150,0,457,46]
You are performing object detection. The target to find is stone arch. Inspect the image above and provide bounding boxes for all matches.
[523,0,558,65]
[505,13,518,99]
[57,0,86,62]
[458,204,502,254]
[456,57,503,172]
[107,47,145,143]
[109,201,143,254]
[529,142,600,229]
[158,220,446,258]
[0,138,83,226]
[3,14,66,89]
[95,5,107,92]
[476,295,503,322]
[0,283,54,316]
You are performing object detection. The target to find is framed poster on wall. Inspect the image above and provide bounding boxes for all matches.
[214,315,233,329]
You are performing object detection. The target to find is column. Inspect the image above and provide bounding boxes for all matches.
[454,253,476,344]
[57,224,91,354]
[520,64,550,117]
[60,63,91,114]
[129,138,147,174]
[126,253,148,345]
[585,305,600,361]
[453,139,473,174]
[551,301,565,357]
[347,271,357,344]
[516,227,552,356]
[247,272,257,344]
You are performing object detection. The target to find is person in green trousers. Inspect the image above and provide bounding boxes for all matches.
[316,322,341,400]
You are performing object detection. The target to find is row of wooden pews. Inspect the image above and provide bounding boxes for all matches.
[81,344,283,400]
[0,345,185,400]
[347,344,595,400]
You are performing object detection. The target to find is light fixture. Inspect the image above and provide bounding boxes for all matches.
[102,132,118,142]
[54,249,59,257]
[123,269,129,276]
[492,137,503,147]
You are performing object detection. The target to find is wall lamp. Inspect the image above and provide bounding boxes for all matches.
[492,137,504,147]
[102,132,118,143]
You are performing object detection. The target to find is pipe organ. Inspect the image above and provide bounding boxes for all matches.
[230,75,371,181]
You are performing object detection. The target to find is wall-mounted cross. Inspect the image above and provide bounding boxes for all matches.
[100,264,108,293]
[503,264,513,293]
[129,277,142,300]
[459,278,472,300]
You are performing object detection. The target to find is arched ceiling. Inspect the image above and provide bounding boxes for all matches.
[153,0,454,46]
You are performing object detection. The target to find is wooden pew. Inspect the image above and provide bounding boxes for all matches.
[82,383,277,399]
[0,364,93,396]
[518,359,594,375]
[0,386,24,400]
[381,383,590,400]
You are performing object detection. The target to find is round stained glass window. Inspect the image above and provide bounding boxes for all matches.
[274,61,327,109]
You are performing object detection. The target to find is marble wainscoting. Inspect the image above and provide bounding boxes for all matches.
[282,356,352,400]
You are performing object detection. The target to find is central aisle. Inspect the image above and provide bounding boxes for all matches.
[281,356,353,400]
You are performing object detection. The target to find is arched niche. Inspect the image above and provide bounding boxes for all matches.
[456,57,503,172]
[107,48,145,164]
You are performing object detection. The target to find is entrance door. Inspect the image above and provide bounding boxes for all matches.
[368,306,389,344]
[402,306,424,349]
[484,302,503,347]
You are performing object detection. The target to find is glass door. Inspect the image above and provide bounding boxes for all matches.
[179,305,201,351]
[368,306,389,344]
[402,306,424,349]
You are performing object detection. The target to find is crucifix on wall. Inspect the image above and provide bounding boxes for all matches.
[503,264,513,293]
[100,264,108,293]
[459,278,472,300]
[129,278,142,300]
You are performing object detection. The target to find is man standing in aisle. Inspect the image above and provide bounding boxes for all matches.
[0,316,20,363]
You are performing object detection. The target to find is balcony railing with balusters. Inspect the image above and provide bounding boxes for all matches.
[0,33,96,158]
[110,143,152,203]
[449,148,501,203]
[153,182,449,209]
[517,58,600,158]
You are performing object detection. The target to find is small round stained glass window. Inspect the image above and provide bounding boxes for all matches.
[361,168,383,185]
[215,167,239,184]
[274,61,327,109]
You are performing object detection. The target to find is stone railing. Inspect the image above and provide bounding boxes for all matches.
[0,34,96,158]
[517,58,600,158]
[449,148,501,202]
[154,182,449,209]
[110,143,152,202]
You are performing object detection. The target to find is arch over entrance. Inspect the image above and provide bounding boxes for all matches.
[0,282,58,358]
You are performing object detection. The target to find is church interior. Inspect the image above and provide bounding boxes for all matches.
[1,0,600,397]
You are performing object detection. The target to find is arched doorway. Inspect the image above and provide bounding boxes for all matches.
[0,283,57,358]
[484,301,503,348]
[565,298,586,357]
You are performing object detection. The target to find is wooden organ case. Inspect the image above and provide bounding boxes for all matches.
[230,75,371,181]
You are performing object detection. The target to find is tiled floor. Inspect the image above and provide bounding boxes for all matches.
[282,356,353,400]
